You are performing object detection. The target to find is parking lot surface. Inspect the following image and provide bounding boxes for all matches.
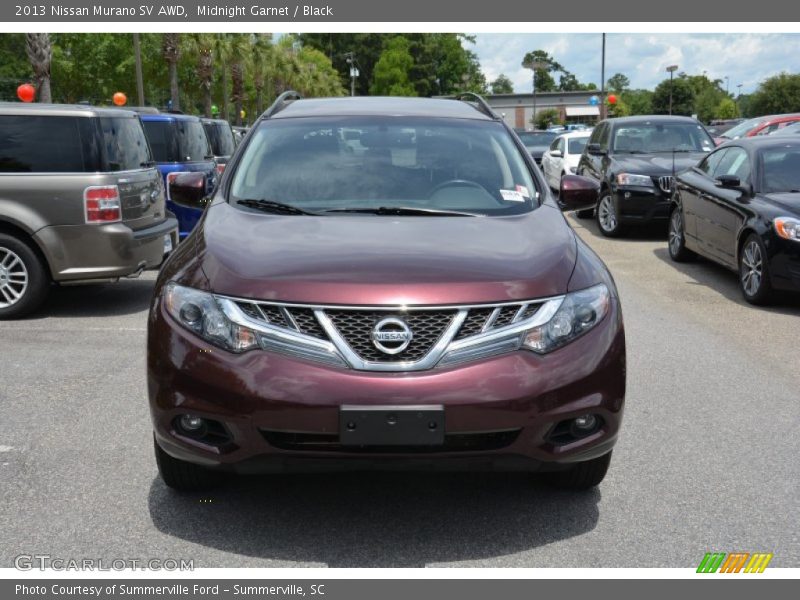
[1,215,798,568]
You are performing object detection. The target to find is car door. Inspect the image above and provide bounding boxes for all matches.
[702,147,752,267]
[580,122,608,183]
[678,148,727,254]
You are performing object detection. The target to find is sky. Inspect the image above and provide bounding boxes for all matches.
[468,33,800,94]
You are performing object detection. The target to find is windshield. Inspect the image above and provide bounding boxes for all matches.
[721,117,767,140]
[98,117,152,171]
[761,146,800,193]
[230,117,538,216]
[568,137,588,154]
[143,119,211,163]
[612,122,714,153]
[203,121,236,157]
[517,131,557,146]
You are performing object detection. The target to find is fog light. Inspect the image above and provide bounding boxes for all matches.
[573,414,597,430]
[179,414,204,431]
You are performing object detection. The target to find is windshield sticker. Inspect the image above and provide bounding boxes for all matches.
[515,185,531,198]
[500,189,525,202]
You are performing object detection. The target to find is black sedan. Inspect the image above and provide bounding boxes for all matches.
[515,130,557,166]
[668,137,800,305]
[576,115,715,237]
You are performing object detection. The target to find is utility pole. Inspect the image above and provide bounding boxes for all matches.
[522,57,549,129]
[344,52,358,96]
[666,64,679,115]
[133,33,144,106]
[600,33,606,120]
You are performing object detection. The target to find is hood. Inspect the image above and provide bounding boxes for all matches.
[196,202,577,305]
[761,192,800,214]
[612,152,706,176]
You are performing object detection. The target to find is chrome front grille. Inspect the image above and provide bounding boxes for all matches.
[658,175,674,194]
[219,296,562,372]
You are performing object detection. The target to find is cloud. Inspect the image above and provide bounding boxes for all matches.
[468,33,800,94]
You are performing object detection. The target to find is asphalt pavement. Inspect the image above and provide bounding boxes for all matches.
[1,214,798,568]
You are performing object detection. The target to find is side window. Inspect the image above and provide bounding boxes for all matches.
[549,137,560,151]
[558,138,566,154]
[698,149,727,177]
[588,123,604,146]
[597,124,610,151]
[714,147,751,182]
[0,115,87,173]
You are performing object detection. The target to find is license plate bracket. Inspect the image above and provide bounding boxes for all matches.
[339,405,445,446]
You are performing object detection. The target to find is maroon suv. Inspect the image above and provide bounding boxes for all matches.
[148,94,625,491]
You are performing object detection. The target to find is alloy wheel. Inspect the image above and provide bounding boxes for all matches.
[598,195,617,232]
[740,240,763,297]
[0,247,29,308]
[669,210,683,256]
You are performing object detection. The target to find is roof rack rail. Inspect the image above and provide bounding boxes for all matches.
[262,90,303,119]
[453,92,500,120]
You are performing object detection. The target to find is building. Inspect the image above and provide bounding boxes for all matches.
[485,91,601,129]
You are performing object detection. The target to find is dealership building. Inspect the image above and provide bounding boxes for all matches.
[485,91,602,129]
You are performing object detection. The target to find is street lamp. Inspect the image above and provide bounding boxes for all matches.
[522,57,549,129]
[345,52,359,97]
[666,65,679,115]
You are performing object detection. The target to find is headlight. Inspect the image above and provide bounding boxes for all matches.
[164,282,258,352]
[616,173,653,187]
[774,217,800,242]
[522,284,610,353]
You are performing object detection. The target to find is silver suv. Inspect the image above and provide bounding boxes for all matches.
[0,103,178,318]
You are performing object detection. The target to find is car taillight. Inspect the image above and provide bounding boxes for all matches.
[216,163,226,175]
[84,186,122,224]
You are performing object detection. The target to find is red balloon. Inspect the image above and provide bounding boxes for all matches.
[17,83,35,103]
[112,92,127,106]
[608,94,618,105]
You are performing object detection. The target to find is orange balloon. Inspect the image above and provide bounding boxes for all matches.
[17,83,35,103]
[112,92,127,106]
[608,94,618,105]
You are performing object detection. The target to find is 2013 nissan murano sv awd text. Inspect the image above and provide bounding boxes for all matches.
[148,94,626,492]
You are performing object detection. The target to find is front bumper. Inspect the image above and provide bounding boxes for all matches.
[148,297,626,473]
[767,235,800,292]
[35,218,178,282]
[613,185,671,224]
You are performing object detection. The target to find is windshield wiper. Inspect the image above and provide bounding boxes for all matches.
[236,199,319,216]
[323,206,480,217]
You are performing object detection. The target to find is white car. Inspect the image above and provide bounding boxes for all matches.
[541,131,591,190]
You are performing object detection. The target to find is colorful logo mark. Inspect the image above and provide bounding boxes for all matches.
[697,552,773,573]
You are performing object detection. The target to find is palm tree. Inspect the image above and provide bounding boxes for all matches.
[162,33,181,111]
[211,34,231,121]
[25,33,52,103]
[228,34,250,126]
[186,33,214,117]
[250,34,272,116]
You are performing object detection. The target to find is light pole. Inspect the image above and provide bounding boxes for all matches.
[600,33,606,120]
[345,52,358,97]
[522,57,549,129]
[666,64,679,115]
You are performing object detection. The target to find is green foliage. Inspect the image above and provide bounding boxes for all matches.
[534,108,561,130]
[490,73,514,94]
[748,72,800,116]
[370,36,417,97]
[522,50,557,92]
[623,89,654,115]
[716,97,739,119]
[607,73,630,93]
[652,77,695,116]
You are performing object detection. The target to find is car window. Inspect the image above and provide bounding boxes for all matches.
[698,149,728,177]
[714,147,750,182]
[558,138,566,154]
[549,137,560,151]
[230,116,538,216]
[175,120,211,162]
[203,121,236,156]
[567,137,588,155]
[98,117,152,171]
[596,123,610,151]
[612,122,714,153]
[760,147,800,193]
[142,120,174,162]
[0,115,89,173]
[722,117,767,140]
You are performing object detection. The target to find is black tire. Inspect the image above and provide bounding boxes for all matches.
[738,233,774,306]
[596,192,624,237]
[575,208,594,219]
[667,206,696,262]
[548,451,612,491]
[154,437,223,492]
[0,233,50,319]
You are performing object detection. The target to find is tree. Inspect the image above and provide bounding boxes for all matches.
[370,36,416,97]
[622,89,654,115]
[534,108,560,130]
[186,34,214,116]
[748,73,800,116]
[607,73,630,94]
[297,33,385,96]
[716,97,739,119]
[249,34,271,116]
[161,33,180,111]
[490,73,514,95]
[25,33,52,102]
[228,34,250,125]
[652,77,694,116]
[522,50,558,92]
[558,72,582,91]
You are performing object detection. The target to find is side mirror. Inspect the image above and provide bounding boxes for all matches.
[549,149,563,157]
[558,175,600,212]
[167,171,208,210]
[715,174,740,188]
[586,143,605,155]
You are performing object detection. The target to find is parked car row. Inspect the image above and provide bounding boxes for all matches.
[0,102,241,318]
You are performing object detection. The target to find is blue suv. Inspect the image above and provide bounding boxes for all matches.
[140,113,217,239]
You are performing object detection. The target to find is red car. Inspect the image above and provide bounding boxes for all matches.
[148,93,625,492]
[715,113,800,145]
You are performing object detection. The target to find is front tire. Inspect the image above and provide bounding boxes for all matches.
[154,438,223,492]
[739,234,774,305]
[667,207,695,262]
[549,451,612,491]
[0,233,50,319]
[596,193,624,237]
